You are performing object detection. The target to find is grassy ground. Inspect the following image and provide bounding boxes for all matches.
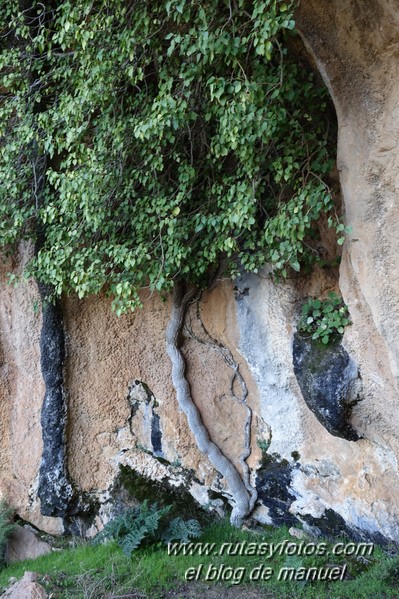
[1,521,399,598]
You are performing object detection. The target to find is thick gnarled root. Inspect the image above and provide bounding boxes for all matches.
[166,282,254,527]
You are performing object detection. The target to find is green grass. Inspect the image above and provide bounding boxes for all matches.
[1,521,399,598]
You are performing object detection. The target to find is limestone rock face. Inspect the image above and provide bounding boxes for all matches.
[0,0,399,543]
[0,572,47,599]
[235,272,399,542]
[0,248,63,535]
[5,526,52,564]
[296,0,399,446]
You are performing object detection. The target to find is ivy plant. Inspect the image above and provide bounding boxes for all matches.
[0,0,341,310]
[297,292,351,345]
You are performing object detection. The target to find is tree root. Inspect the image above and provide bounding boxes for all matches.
[185,295,258,513]
[166,282,255,526]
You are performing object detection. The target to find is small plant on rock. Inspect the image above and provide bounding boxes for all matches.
[298,292,351,345]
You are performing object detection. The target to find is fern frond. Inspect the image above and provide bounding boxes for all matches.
[162,517,202,544]
[120,525,148,556]
[93,501,174,556]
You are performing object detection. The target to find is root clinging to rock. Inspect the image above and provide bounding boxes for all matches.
[166,282,255,526]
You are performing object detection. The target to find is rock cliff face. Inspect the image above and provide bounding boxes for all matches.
[0,0,398,542]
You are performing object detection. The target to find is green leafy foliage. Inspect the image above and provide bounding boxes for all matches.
[93,500,202,557]
[0,501,15,567]
[297,292,351,345]
[161,517,202,544]
[0,0,340,310]
[94,501,171,556]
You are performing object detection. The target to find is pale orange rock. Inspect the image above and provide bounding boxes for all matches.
[0,572,47,599]
[5,526,52,564]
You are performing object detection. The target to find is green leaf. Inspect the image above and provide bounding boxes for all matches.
[291,260,300,272]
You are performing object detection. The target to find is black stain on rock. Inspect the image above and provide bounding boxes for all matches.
[233,286,249,300]
[300,508,390,545]
[256,454,298,527]
[37,283,74,517]
[151,413,163,457]
[256,454,391,543]
[301,508,355,539]
[293,334,361,441]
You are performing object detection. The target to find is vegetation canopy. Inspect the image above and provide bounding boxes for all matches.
[0,0,339,313]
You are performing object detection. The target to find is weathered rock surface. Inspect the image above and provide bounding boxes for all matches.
[296,0,399,448]
[0,572,47,599]
[0,246,63,535]
[235,269,399,542]
[5,526,52,564]
[0,0,399,544]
